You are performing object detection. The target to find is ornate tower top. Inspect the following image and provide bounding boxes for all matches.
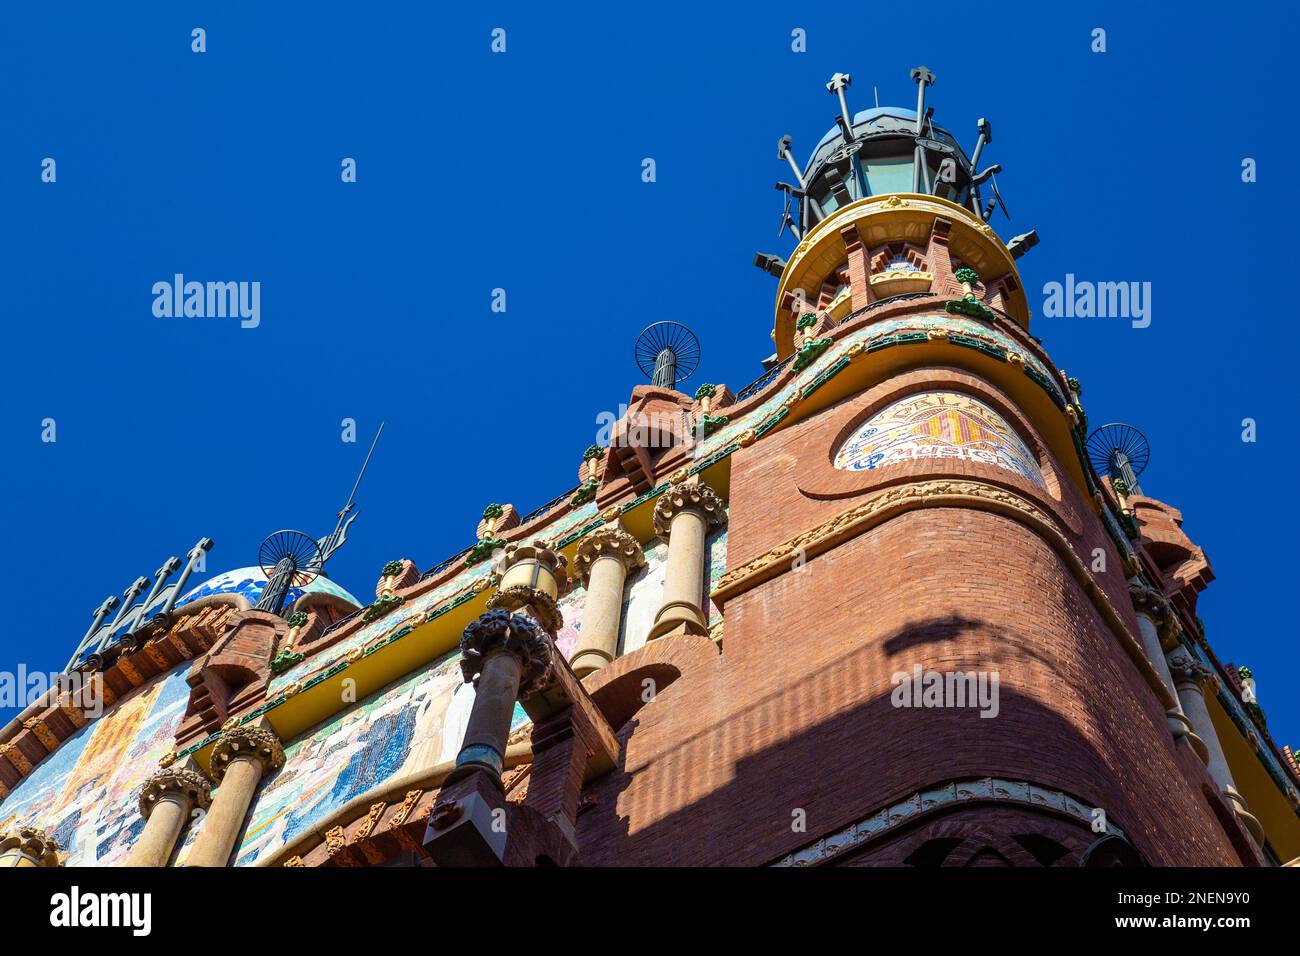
[758,67,1039,361]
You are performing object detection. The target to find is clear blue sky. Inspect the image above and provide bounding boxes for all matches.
[2,3,1294,748]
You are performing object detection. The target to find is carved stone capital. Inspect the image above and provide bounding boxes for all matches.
[139,767,212,819]
[0,827,62,866]
[493,540,570,595]
[1129,583,1179,649]
[652,483,726,540]
[460,609,553,696]
[571,525,646,586]
[486,585,563,637]
[1166,651,1214,693]
[210,725,285,783]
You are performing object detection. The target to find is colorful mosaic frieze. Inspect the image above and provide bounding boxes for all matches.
[834,391,1046,489]
[554,582,587,662]
[232,650,530,867]
[694,313,1066,461]
[619,539,669,657]
[706,525,728,637]
[0,666,191,866]
[617,525,728,655]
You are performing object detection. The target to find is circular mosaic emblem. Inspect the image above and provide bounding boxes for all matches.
[834,391,1045,488]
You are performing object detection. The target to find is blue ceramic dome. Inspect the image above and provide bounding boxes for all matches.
[177,566,360,610]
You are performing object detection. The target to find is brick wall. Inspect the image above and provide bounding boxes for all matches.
[575,369,1243,866]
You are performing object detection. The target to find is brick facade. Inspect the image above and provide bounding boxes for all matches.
[576,369,1249,866]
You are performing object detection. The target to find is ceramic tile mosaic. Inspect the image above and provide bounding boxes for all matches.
[0,665,191,865]
[234,649,529,867]
[835,391,1046,488]
[696,313,1064,460]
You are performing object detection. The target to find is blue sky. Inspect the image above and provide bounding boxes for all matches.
[2,3,1294,747]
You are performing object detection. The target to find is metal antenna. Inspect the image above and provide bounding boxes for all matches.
[777,135,824,224]
[635,322,701,389]
[255,531,324,616]
[318,422,384,566]
[1087,424,1151,495]
[909,66,936,193]
[827,72,853,138]
[248,422,383,618]
[968,118,992,217]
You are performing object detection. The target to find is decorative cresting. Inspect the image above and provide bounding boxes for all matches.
[1166,650,1265,845]
[128,767,212,867]
[452,609,553,783]
[185,725,285,867]
[649,482,726,641]
[772,778,1128,867]
[569,525,646,677]
[1127,582,1207,762]
[834,390,1045,490]
[0,827,63,867]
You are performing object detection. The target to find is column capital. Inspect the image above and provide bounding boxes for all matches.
[0,827,62,866]
[139,767,212,819]
[487,540,569,635]
[210,725,285,783]
[652,483,726,540]
[493,540,570,594]
[1128,583,1179,649]
[1167,651,1214,693]
[461,609,553,696]
[572,525,646,586]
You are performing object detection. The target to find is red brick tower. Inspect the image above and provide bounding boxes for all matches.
[556,71,1296,867]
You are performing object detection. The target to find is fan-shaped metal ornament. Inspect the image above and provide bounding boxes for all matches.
[258,530,324,588]
[635,321,701,388]
[1086,423,1150,480]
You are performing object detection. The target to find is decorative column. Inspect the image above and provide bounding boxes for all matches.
[570,525,645,677]
[185,725,284,867]
[426,543,565,866]
[449,609,553,786]
[127,766,212,867]
[649,482,725,641]
[1127,583,1207,762]
[0,828,62,867]
[1166,650,1265,844]
[443,539,566,784]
